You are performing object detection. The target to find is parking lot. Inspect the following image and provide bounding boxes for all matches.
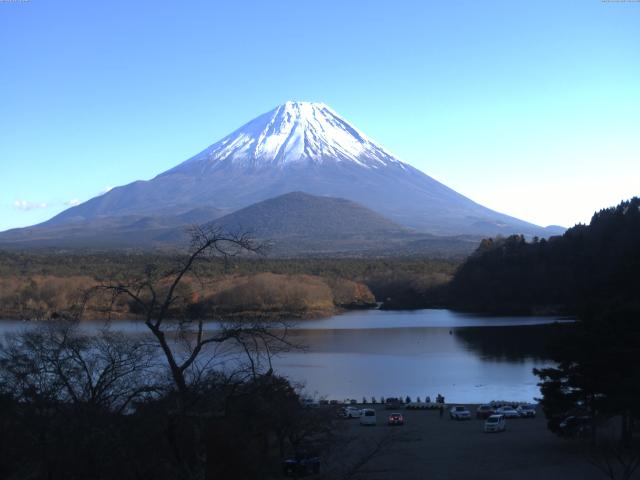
[331,404,604,480]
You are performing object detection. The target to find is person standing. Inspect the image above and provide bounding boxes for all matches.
[439,404,444,419]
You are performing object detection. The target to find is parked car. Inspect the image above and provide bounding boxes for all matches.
[360,408,377,426]
[339,406,362,418]
[484,414,506,433]
[476,405,495,419]
[558,416,592,438]
[450,406,471,420]
[282,455,320,477]
[517,404,536,418]
[388,413,404,426]
[494,406,520,418]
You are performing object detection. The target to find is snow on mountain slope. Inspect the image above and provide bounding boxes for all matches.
[169,101,406,172]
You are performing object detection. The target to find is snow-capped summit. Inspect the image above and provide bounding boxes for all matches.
[172,101,405,172]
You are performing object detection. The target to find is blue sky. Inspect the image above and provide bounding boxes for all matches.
[1,0,638,231]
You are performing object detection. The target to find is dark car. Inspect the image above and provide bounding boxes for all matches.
[385,397,402,410]
[283,455,320,477]
[558,416,592,438]
[476,405,495,419]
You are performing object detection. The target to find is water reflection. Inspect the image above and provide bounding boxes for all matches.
[273,326,555,403]
[452,324,559,362]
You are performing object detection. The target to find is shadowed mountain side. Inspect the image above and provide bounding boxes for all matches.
[207,192,407,237]
[154,192,481,257]
[0,207,225,250]
[0,193,480,257]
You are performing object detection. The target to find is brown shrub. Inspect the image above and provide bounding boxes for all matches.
[326,277,376,307]
[0,271,376,320]
[210,273,335,313]
[0,275,96,320]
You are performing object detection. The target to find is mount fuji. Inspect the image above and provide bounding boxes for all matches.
[1,101,563,250]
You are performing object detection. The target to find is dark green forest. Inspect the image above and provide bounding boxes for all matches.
[445,197,640,315]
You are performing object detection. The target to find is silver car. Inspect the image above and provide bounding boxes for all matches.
[339,406,363,418]
[494,406,520,418]
[449,406,471,420]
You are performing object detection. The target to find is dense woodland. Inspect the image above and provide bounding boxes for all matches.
[445,197,640,315]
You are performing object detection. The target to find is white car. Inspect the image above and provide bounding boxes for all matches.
[494,406,520,418]
[339,406,363,418]
[516,405,536,418]
[484,414,506,432]
[449,406,471,420]
[359,408,377,425]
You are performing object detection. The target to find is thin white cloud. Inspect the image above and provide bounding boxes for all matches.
[65,198,81,206]
[100,186,113,194]
[13,200,49,211]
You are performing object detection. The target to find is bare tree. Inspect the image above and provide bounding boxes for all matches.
[94,225,295,404]
[0,321,157,413]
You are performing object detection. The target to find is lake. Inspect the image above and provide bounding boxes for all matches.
[271,309,569,404]
[0,309,570,404]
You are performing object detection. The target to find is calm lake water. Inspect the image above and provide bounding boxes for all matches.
[272,309,569,404]
[1,309,571,404]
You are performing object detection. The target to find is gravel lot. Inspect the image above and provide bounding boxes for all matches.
[331,405,604,480]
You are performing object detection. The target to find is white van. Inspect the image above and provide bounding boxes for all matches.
[359,408,377,426]
[484,414,506,433]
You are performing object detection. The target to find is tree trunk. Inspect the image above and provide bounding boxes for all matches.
[621,411,631,447]
[149,326,188,398]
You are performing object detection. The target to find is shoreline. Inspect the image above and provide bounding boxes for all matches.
[0,304,373,323]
